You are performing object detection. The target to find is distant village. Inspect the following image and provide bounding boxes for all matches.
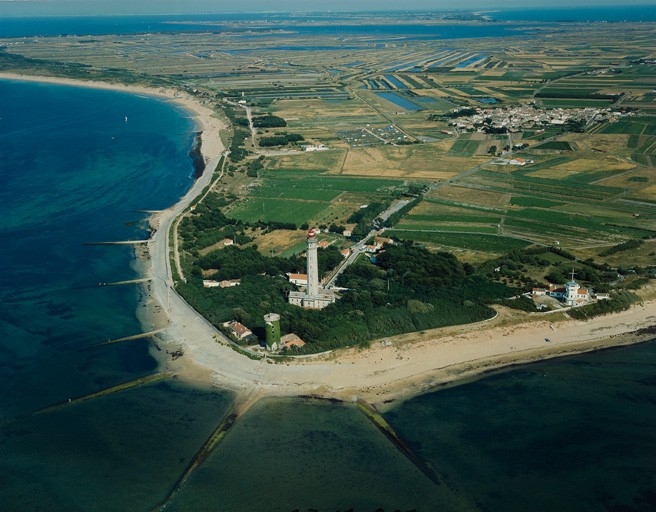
[446,104,632,133]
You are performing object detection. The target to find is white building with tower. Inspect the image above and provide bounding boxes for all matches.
[540,270,590,306]
[565,275,582,306]
[288,229,336,309]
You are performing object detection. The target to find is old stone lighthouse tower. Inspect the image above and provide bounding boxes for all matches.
[288,229,336,309]
[306,228,320,298]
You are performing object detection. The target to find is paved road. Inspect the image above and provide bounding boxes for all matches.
[326,199,413,288]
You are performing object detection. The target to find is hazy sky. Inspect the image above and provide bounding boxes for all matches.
[0,0,652,16]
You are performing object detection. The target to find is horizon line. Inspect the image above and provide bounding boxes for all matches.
[1,4,653,19]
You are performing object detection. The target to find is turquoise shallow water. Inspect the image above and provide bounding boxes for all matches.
[1,79,655,512]
[0,80,236,510]
[0,79,197,416]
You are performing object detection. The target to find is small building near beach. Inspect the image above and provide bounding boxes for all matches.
[532,272,592,307]
[281,333,305,349]
[203,278,241,289]
[222,320,253,341]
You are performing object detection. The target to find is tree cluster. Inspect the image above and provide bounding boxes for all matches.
[253,115,287,128]
[177,241,513,353]
[259,133,304,147]
[348,201,388,239]
[383,198,421,228]
[599,239,643,257]
[568,291,639,320]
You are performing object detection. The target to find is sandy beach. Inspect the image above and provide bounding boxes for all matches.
[4,72,655,407]
[158,286,656,407]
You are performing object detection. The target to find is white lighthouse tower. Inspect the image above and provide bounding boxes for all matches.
[306,229,320,298]
[288,228,336,309]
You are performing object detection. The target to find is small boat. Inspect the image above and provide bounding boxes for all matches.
[125,116,128,122]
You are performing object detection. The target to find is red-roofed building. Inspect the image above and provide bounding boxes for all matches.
[222,321,253,340]
[281,333,306,348]
[374,236,393,246]
[287,273,308,286]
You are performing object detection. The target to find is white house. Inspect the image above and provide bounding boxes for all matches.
[287,273,308,286]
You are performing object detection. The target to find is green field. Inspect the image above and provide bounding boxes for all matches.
[531,141,573,151]
[251,183,341,201]
[599,118,654,135]
[228,170,406,225]
[230,198,329,225]
[402,212,502,224]
[394,224,498,233]
[448,139,480,157]
[539,98,614,108]
[473,169,626,200]
[263,170,403,193]
[387,230,531,253]
[510,196,564,208]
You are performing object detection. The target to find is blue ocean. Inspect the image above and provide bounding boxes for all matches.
[0,14,535,40]
[0,80,199,415]
[0,80,235,509]
[0,7,655,39]
[490,5,656,22]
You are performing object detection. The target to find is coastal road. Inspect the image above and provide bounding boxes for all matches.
[149,153,223,311]
[325,229,377,288]
[172,154,228,282]
[224,99,256,148]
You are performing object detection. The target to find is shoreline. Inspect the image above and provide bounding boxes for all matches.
[0,71,227,387]
[4,72,655,407]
